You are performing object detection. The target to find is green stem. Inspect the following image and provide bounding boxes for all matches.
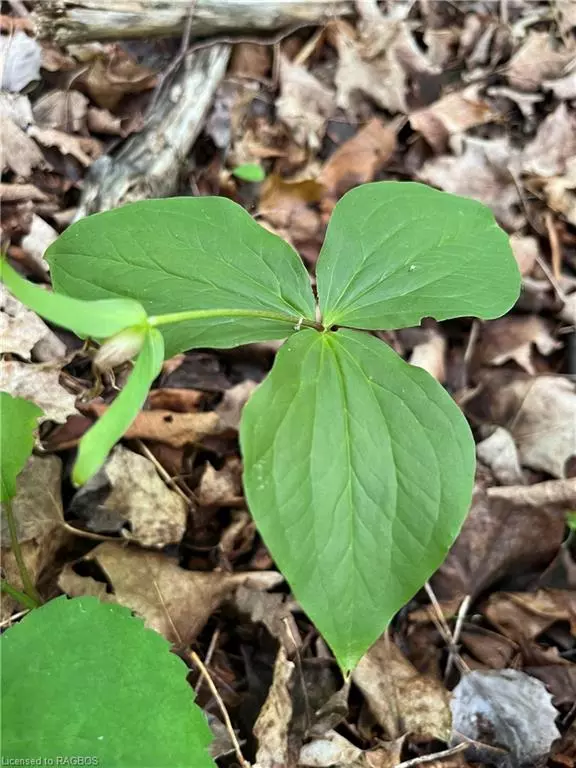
[148,307,323,331]
[4,498,42,606]
[0,579,37,610]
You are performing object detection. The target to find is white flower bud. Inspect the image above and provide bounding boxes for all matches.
[93,326,146,371]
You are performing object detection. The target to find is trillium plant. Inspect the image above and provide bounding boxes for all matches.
[1,182,520,674]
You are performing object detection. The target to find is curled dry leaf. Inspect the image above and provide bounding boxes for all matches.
[0,30,41,92]
[1,117,45,177]
[276,55,335,150]
[77,45,158,111]
[485,589,576,643]
[87,106,143,137]
[0,284,65,360]
[432,488,566,601]
[318,117,399,211]
[21,214,57,272]
[259,174,324,230]
[476,427,524,486]
[509,234,539,277]
[542,156,576,226]
[352,634,451,742]
[196,458,243,507]
[234,585,301,655]
[59,541,283,645]
[410,86,500,154]
[0,360,77,424]
[475,316,561,375]
[451,670,560,768]
[521,103,576,178]
[419,136,523,230]
[27,125,102,167]
[32,89,89,133]
[506,31,575,91]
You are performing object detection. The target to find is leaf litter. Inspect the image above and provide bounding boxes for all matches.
[1,2,576,765]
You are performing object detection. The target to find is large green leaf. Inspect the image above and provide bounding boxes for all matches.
[73,328,164,486]
[241,328,475,672]
[1,596,215,767]
[1,258,147,340]
[47,197,316,357]
[0,393,42,502]
[317,182,521,329]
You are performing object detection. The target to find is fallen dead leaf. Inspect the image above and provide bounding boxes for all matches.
[432,488,566,601]
[459,625,518,670]
[509,234,539,277]
[410,86,499,154]
[0,284,65,360]
[543,156,576,227]
[196,458,243,507]
[77,45,158,111]
[408,326,446,382]
[0,360,77,423]
[233,585,301,655]
[484,589,576,643]
[20,214,57,271]
[476,427,524,486]
[0,30,41,92]
[318,117,399,211]
[0,183,48,203]
[147,387,204,412]
[259,174,324,242]
[276,55,335,150]
[506,31,575,91]
[544,65,576,100]
[229,42,271,81]
[59,541,283,645]
[215,379,258,430]
[1,117,45,177]
[521,103,576,178]
[475,316,561,375]
[353,634,451,741]
[27,125,102,167]
[86,106,143,137]
[32,89,89,133]
[451,670,560,767]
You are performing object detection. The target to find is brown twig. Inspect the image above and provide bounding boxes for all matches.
[545,211,563,283]
[395,743,468,768]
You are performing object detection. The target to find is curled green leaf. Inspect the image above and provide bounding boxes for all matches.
[1,259,148,340]
[73,328,164,486]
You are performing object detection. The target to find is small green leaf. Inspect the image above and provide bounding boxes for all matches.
[317,182,521,329]
[232,163,266,182]
[47,197,316,357]
[0,393,42,502]
[73,328,164,486]
[241,328,474,672]
[1,258,147,339]
[1,595,215,766]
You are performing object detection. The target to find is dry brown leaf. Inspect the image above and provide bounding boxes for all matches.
[0,284,64,360]
[20,214,57,271]
[318,117,399,211]
[0,183,48,202]
[196,458,243,507]
[147,387,204,412]
[460,626,517,670]
[78,46,157,111]
[0,30,41,92]
[102,446,187,548]
[485,589,576,643]
[59,541,282,645]
[475,316,561,375]
[85,402,221,448]
[353,635,451,741]
[543,156,576,226]
[0,360,77,423]
[32,89,89,133]
[234,586,301,655]
[259,174,324,239]
[1,117,45,177]
[410,86,499,153]
[276,55,335,149]
[476,427,524,486]
[408,327,446,382]
[521,103,576,177]
[507,31,575,91]
[419,136,523,230]
[86,106,143,137]
[509,234,539,277]
[229,42,271,80]
[27,125,102,167]
[431,488,567,601]
[253,646,297,768]
[215,379,259,430]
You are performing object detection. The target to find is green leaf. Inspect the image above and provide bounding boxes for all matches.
[1,595,215,767]
[317,182,521,329]
[241,328,475,672]
[0,393,42,502]
[47,197,316,357]
[1,258,147,339]
[73,328,164,486]
[232,163,266,182]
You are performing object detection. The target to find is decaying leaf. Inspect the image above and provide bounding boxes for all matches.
[32,89,89,133]
[196,458,243,507]
[507,31,575,91]
[408,327,446,382]
[485,589,576,643]
[276,55,335,149]
[475,316,561,375]
[0,30,41,92]
[476,427,524,486]
[234,585,301,655]
[542,156,576,226]
[215,379,259,430]
[20,214,57,272]
[521,103,576,178]
[0,360,77,423]
[77,45,158,111]
[544,66,576,100]
[451,670,560,768]
[509,234,539,277]
[1,117,45,177]
[27,125,102,167]
[59,541,282,645]
[259,174,324,232]
[353,634,451,741]
[0,284,65,360]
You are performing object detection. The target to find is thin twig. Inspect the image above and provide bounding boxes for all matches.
[444,594,471,681]
[395,742,468,768]
[0,608,28,630]
[4,499,41,606]
[189,648,251,768]
[195,626,220,695]
[534,251,568,303]
[425,582,470,675]
[545,211,563,283]
[135,439,194,506]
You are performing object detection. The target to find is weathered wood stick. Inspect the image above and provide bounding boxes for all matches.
[75,45,230,217]
[34,0,354,45]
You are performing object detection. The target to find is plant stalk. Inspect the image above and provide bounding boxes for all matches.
[148,307,323,331]
[3,498,42,607]
[0,579,37,611]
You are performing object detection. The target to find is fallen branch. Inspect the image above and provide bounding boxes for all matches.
[34,0,353,45]
[487,477,576,508]
[75,45,230,216]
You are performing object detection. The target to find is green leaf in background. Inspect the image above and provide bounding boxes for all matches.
[1,258,147,340]
[0,393,42,502]
[232,162,266,182]
[1,596,215,767]
[73,328,164,486]
[241,328,475,672]
[317,182,521,330]
[47,197,316,357]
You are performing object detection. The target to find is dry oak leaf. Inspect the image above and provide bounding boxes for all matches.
[521,103,576,178]
[353,634,451,741]
[59,541,282,646]
[32,89,89,133]
[475,315,561,375]
[410,85,500,154]
[0,360,77,423]
[485,589,576,644]
[507,31,575,91]
[276,55,335,150]
[318,117,399,212]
